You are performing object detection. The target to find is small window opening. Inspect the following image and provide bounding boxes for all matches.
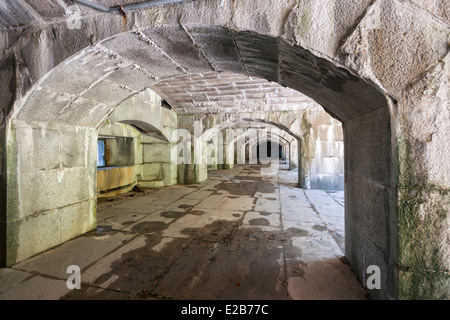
[97,139,106,167]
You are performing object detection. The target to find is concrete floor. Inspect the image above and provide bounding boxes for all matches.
[0,163,369,300]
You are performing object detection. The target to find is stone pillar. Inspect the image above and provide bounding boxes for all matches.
[141,138,176,188]
[177,131,207,184]
[163,143,179,186]
[205,131,221,171]
[394,55,450,299]
[344,107,397,300]
[4,120,97,266]
[0,54,16,267]
[0,125,6,267]
[222,129,234,170]
[297,139,302,188]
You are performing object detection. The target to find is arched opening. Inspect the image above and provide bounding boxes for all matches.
[1,6,409,298]
[197,118,301,179]
[96,92,178,198]
[256,140,283,161]
[1,0,448,301]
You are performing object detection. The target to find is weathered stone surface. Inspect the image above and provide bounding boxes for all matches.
[0,56,15,127]
[0,124,7,267]
[232,30,280,83]
[0,275,69,300]
[82,79,135,106]
[101,32,186,79]
[393,49,450,300]
[14,126,60,173]
[278,39,388,122]
[13,231,134,279]
[17,88,112,127]
[398,52,450,188]
[97,93,178,196]
[0,0,36,28]
[23,0,67,21]
[0,0,448,300]
[231,0,297,37]
[0,268,31,294]
[398,187,450,273]
[287,258,368,300]
[7,199,96,264]
[7,123,97,215]
[345,107,391,185]
[399,269,450,300]
[152,71,317,115]
[345,219,396,300]
[340,0,449,98]
[143,25,213,73]
[182,25,244,73]
[346,174,390,252]
[14,163,94,216]
[407,0,450,24]
[282,0,374,58]
[106,65,157,92]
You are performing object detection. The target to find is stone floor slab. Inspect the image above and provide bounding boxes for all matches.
[242,211,281,229]
[0,268,33,294]
[0,275,70,300]
[99,212,149,231]
[0,164,367,300]
[13,231,135,279]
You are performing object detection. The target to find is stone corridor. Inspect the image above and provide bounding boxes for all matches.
[0,163,367,300]
[1,0,449,300]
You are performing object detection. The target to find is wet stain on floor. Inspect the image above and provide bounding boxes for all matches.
[217,182,256,196]
[56,165,366,301]
[180,220,238,243]
[63,235,192,300]
[189,210,205,216]
[131,221,168,233]
[313,224,327,231]
[160,211,186,219]
[286,227,310,237]
[249,218,270,226]
[233,176,263,181]
[255,182,276,194]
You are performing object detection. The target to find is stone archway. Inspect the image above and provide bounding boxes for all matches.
[197,118,301,183]
[0,0,448,300]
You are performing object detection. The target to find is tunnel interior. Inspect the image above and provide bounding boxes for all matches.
[1,0,449,301]
[4,26,393,299]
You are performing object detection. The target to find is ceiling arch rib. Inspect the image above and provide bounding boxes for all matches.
[118,120,169,142]
[200,118,298,144]
[150,72,316,116]
[15,26,387,129]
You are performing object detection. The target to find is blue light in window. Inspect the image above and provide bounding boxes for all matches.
[97,140,105,167]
